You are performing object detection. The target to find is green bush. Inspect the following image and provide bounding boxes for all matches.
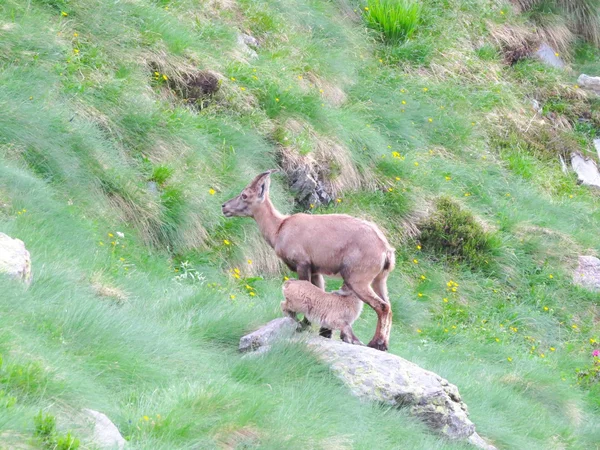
[364,0,422,43]
[419,197,497,269]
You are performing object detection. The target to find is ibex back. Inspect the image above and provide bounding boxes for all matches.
[222,170,395,351]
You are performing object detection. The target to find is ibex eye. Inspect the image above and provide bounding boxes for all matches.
[241,194,248,200]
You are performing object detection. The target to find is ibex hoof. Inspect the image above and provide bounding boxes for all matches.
[367,338,388,352]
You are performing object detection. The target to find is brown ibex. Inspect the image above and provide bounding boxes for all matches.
[282,280,363,345]
[222,170,395,351]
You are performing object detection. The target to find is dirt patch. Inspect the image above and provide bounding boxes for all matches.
[146,52,223,110]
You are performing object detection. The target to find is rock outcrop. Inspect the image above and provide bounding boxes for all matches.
[573,255,600,292]
[240,319,496,450]
[535,43,565,69]
[0,232,32,285]
[83,409,126,450]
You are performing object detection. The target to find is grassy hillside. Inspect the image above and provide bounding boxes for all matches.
[1,0,600,448]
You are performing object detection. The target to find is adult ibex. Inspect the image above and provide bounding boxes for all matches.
[222,170,395,351]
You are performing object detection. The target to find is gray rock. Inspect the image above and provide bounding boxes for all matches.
[83,409,126,449]
[287,168,333,208]
[305,337,478,441]
[239,321,496,449]
[571,153,600,188]
[573,255,600,291]
[236,34,258,60]
[578,74,600,95]
[239,317,298,352]
[239,33,259,48]
[535,43,565,69]
[0,232,32,285]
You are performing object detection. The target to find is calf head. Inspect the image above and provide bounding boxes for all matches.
[222,170,278,218]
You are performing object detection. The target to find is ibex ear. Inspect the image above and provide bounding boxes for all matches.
[253,169,278,200]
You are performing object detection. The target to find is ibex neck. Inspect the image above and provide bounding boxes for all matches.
[253,198,286,248]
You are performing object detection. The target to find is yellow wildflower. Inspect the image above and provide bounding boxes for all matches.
[443,298,448,303]
[550,347,555,352]
[413,259,418,264]
[540,353,545,358]
[73,49,79,54]
[240,87,246,91]
[445,176,451,181]
[416,245,421,250]
[388,187,394,192]
[61,11,68,16]
[275,98,280,102]
[416,328,422,333]
[230,294,236,300]
[223,239,230,245]
[73,32,78,37]
[420,275,426,280]
[495,338,500,342]
[284,276,290,281]
[364,6,369,10]
[507,357,512,362]
[548,274,553,279]
[162,74,168,81]
[543,306,549,311]
[395,176,400,181]
[336,198,342,203]
[108,233,114,237]
[298,75,303,80]
[414,162,419,166]
[234,268,240,274]
[230,77,236,81]
[423,87,428,92]
[428,118,433,123]
[249,292,256,296]
[209,188,216,195]
[247,259,252,264]
[143,416,149,421]
[401,100,406,105]
[418,293,423,297]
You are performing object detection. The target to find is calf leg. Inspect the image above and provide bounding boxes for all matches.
[296,263,313,329]
[340,325,363,346]
[311,273,333,338]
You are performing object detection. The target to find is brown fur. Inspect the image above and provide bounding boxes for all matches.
[222,170,395,351]
[282,280,363,345]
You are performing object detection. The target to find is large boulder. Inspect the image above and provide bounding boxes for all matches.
[83,409,126,450]
[0,232,32,285]
[240,319,496,449]
[573,255,600,292]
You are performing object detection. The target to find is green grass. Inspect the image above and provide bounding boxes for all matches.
[1,0,600,448]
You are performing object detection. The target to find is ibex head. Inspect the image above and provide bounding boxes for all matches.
[222,169,278,217]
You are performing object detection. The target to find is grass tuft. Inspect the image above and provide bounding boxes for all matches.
[364,0,422,43]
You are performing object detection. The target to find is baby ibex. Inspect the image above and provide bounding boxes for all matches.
[282,280,363,345]
[222,170,395,351]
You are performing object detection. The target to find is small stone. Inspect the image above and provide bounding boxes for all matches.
[578,74,600,95]
[573,255,600,292]
[83,409,125,450]
[571,153,600,189]
[535,43,565,69]
[0,233,32,285]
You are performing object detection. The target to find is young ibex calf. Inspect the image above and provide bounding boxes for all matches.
[282,280,363,345]
[222,170,395,351]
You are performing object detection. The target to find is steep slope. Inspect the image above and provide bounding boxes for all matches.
[1,0,600,448]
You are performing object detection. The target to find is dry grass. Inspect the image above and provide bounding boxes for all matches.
[91,272,129,303]
[489,22,540,65]
[306,73,347,107]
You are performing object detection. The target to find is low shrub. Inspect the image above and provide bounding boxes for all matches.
[419,197,497,269]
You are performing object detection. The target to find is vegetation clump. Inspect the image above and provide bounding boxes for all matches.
[419,197,496,270]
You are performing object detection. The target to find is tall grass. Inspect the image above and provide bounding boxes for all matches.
[365,0,422,43]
